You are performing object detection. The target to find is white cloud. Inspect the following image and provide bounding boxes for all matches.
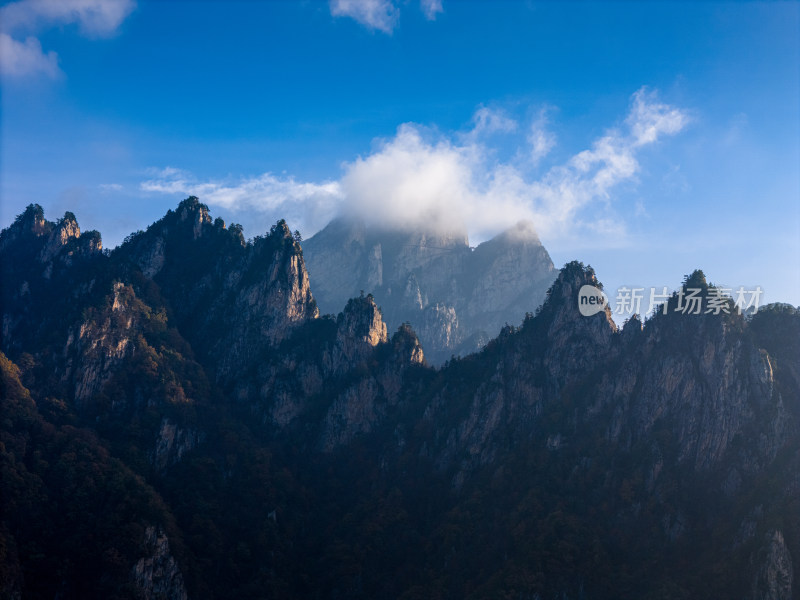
[339,124,476,232]
[528,110,556,165]
[0,0,135,78]
[420,0,443,20]
[140,88,689,245]
[329,0,399,33]
[0,33,60,78]
[470,106,518,136]
[1,0,135,37]
[338,88,688,241]
[626,87,689,146]
[329,0,444,32]
[141,169,343,236]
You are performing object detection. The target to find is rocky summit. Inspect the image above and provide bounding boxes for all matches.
[1,198,798,600]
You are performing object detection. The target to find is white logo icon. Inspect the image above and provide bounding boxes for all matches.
[578,285,609,317]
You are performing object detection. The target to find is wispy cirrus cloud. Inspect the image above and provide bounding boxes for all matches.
[0,0,135,78]
[141,88,689,244]
[419,0,443,21]
[527,109,556,166]
[141,169,343,236]
[469,106,518,136]
[330,0,443,33]
[626,87,688,146]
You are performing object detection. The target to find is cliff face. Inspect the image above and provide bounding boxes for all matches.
[117,197,318,383]
[131,525,189,600]
[333,295,389,366]
[603,302,785,471]
[238,293,426,451]
[398,265,798,597]
[0,207,132,412]
[419,262,619,477]
[67,282,138,408]
[0,204,212,478]
[419,265,790,480]
[749,530,794,600]
[320,304,423,451]
[0,205,102,357]
[303,217,556,364]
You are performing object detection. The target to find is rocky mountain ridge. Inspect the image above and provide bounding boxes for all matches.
[1,198,798,599]
[116,198,319,383]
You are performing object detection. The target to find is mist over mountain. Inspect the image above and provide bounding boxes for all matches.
[303,217,556,364]
[1,198,798,600]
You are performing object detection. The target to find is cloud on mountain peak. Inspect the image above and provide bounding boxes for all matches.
[141,88,689,246]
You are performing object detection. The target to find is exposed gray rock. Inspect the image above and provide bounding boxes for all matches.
[131,525,189,600]
[332,294,388,368]
[303,217,556,364]
[153,417,202,472]
[39,213,80,263]
[420,264,795,490]
[209,236,318,380]
[138,235,166,278]
[119,199,319,384]
[425,263,617,478]
[68,281,137,407]
[749,530,793,600]
[611,316,786,471]
[320,314,424,451]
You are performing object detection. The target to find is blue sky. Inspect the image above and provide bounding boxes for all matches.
[1,0,799,312]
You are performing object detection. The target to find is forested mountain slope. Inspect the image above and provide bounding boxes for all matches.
[1,198,797,599]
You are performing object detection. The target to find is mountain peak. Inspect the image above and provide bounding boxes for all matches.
[269,218,294,241]
[539,260,617,334]
[337,293,388,348]
[303,214,556,363]
[0,204,50,251]
[682,268,709,291]
[496,219,541,244]
[18,203,48,235]
[39,212,82,262]
[0,205,100,265]
[390,322,425,365]
[177,196,212,239]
